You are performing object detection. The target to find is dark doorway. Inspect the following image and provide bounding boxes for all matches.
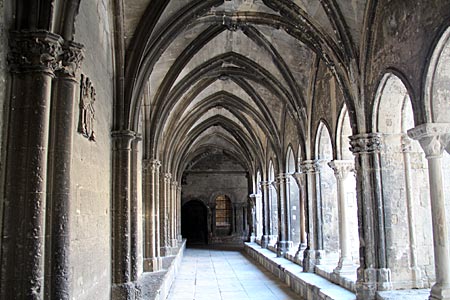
[181,200,208,245]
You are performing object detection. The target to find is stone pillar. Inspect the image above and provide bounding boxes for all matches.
[253,193,263,242]
[130,135,141,282]
[177,184,183,242]
[401,134,422,286]
[328,160,355,275]
[143,159,162,272]
[350,133,392,300]
[47,41,84,300]
[111,130,136,299]
[408,123,450,300]
[1,31,62,299]
[276,173,293,257]
[292,172,307,249]
[300,160,323,272]
[160,173,171,256]
[171,181,178,248]
[260,181,271,247]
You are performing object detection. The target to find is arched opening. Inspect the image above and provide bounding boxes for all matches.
[268,160,278,246]
[286,146,300,248]
[255,170,263,242]
[316,122,338,259]
[181,200,208,245]
[336,105,359,264]
[375,73,432,289]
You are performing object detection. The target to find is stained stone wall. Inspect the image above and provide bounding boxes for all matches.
[69,0,115,298]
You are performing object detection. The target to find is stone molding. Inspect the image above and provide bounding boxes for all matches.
[349,133,382,154]
[407,123,450,159]
[328,160,354,180]
[8,30,64,74]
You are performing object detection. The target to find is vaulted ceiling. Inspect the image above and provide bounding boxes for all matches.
[118,0,368,179]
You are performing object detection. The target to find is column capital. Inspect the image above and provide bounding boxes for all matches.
[328,160,354,180]
[299,160,320,174]
[8,30,64,74]
[171,180,178,187]
[57,41,84,77]
[143,159,161,172]
[407,123,450,159]
[349,132,382,154]
[111,130,136,150]
[276,173,289,183]
[259,181,270,188]
[164,173,172,181]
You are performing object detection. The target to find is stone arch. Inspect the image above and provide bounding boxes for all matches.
[315,121,338,258]
[374,72,433,289]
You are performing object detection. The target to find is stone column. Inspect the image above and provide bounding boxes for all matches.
[111,130,136,299]
[160,173,171,256]
[1,31,62,299]
[276,173,293,257]
[328,160,355,275]
[177,184,183,242]
[143,159,162,272]
[260,181,271,247]
[130,135,141,282]
[47,41,84,300]
[253,193,263,242]
[350,133,391,300]
[401,134,422,286]
[408,123,450,300]
[300,160,323,272]
[292,172,307,249]
[171,181,178,248]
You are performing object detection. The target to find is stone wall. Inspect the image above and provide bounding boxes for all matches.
[70,0,115,298]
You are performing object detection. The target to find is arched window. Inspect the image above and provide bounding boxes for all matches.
[215,195,232,227]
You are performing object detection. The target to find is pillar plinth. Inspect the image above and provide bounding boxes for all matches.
[408,123,450,300]
[328,160,355,275]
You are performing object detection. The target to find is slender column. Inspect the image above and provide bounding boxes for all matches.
[111,130,136,299]
[292,172,307,249]
[260,181,271,247]
[1,31,62,299]
[130,135,141,282]
[247,194,257,242]
[401,134,422,286]
[300,160,323,271]
[160,173,171,256]
[143,159,162,272]
[328,160,355,275]
[276,173,293,257]
[408,123,450,300]
[350,133,392,300]
[252,193,263,242]
[171,181,178,247]
[177,185,183,242]
[47,41,84,300]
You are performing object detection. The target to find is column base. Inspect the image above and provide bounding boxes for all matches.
[430,284,450,300]
[276,240,294,257]
[260,235,270,248]
[160,246,171,257]
[356,267,392,300]
[333,256,356,275]
[143,257,162,272]
[268,235,278,247]
[112,282,137,300]
[171,239,178,248]
[303,249,324,272]
[177,235,183,242]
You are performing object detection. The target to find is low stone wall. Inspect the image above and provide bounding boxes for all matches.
[139,240,186,300]
[244,243,356,300]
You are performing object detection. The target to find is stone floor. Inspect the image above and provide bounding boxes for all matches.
[166,247,301,300]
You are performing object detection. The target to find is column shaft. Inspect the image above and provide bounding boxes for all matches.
[260,181,270,247]
[276,174,292,257]
[1,31,62,299]
[130,136,141,282]
[47,41,84,300]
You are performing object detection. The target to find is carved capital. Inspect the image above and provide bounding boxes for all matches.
[111,130,135,150]
[143,159,161,173]
[300,160,320,174]
[58,41,84,77]
[401,134,412,153]
[172,181,178,187]
[8,30,63,74]
[407,123,450,159]
[328,160,354,180]
[276,173,289,184]
[349,133,382,154]
[259,181,269,189]
[164,173,172,181]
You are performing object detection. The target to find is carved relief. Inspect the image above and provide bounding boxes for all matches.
[78,74,96,141]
